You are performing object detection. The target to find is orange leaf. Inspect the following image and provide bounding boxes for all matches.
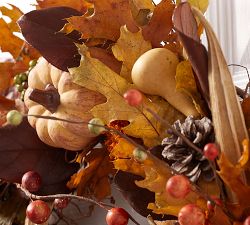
[0,62,14,93]
[0,18,23,58]
[217,142,250,219]
[67,148,114,200]
[0,4,23,32]
[142,0,176,48]
[0,96,15,111]
[65,0,138,41]
[36,0,92,13]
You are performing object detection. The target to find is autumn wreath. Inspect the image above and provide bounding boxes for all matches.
[0,0,249,225]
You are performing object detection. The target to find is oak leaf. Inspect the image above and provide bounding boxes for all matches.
[36,0,92,13]
[0,4,23,32]
[112,26,152,82]
[70,44,184,146]
[110,138,219,217]
[175,60,208,116]
[0,18,23,59]
[65,0,138,41]
[67,148,114,200]
[142,0,176,48]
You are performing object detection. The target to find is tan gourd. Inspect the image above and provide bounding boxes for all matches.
[24,57,106,151]
[131,48,199,117]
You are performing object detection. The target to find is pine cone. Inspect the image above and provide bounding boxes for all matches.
[161,116,215,183]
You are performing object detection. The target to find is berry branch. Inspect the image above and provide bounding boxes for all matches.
[16,184,142,225]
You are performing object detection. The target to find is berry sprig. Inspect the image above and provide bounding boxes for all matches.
[13,59,37,101]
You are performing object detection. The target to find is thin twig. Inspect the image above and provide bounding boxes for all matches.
[145,108,203,154]
[147,215,157,225]
[16,184,142,225]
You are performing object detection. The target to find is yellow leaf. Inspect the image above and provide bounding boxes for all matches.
[0,4,23,32]
[175,60,208,116]
[135,165,201,216]
[131,0,155,11]
[176,0,209,13]
[70,44,184,146]
[112,26,152,82]
[67,148,114,200]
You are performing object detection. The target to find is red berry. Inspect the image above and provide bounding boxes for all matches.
[26,200,51,224]
[207,200,215,212]
[106,208,129,225]
[166,175,191,199]
[244,216,250,225]
[178,204,205,225]
[123,89,143,106]
[203,143,219,160]
[21,171,42,193]
[54,198,69,210]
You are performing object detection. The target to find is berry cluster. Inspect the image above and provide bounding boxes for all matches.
[13,59,37,101]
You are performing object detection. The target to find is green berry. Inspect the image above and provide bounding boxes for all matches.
[14,75,22,85]
[16,84,24,92]
[29,59,37,68]
[88,118,106,135]
[21,81,28,89]
[133,148,148,162]
[6,110,23,126]
[20,73,28,82]
[21,90,26,101]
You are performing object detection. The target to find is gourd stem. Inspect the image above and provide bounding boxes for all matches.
[28,84,60,113]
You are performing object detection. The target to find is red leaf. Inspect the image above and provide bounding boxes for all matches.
[0,118,79,195]
[173,3,209,105]
[17,7,83,71]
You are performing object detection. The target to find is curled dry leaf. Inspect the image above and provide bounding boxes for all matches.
[67,148,114,200]
[112,25,152,82]
[192,7,249,174]
[65,0,138,41]
[70,44,184,147]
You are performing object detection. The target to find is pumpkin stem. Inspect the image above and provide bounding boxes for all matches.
[29,84,60,113]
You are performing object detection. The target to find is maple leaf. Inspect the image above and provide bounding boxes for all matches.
[70,44,184,146]
[112,26,152,82]
[175,60,209,116]
[176,0,209,13]
[67,148,114,200]
[65,0,138,41]
[142,0,176,48]
[36,0,92,13]
[0,4,23,32]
